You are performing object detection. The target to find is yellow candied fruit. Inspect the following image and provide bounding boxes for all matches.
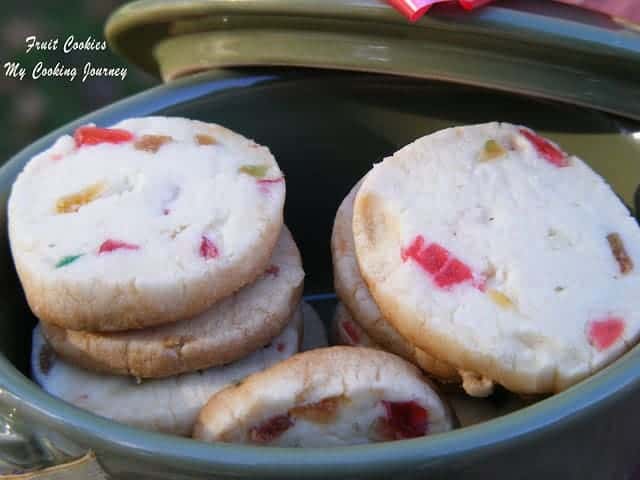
[488,289,514,309]
[56,182,105,214]
[239,164,269,178]
[479,139,507,162]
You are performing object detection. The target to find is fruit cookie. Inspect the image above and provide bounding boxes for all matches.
[332,181,495,395]
[10,116,285,331]
[40,227,303,378]
[193,347,455,446]
[31,307,302,436]
[353,122,640,393]
[300,302,328,352]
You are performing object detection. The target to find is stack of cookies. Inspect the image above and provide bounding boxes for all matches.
[332,122,640,399]
[8,116,319,435]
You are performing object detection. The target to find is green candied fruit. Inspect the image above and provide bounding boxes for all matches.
[55,254,83,269]
[239,164,269,178]
[480,139,507,162]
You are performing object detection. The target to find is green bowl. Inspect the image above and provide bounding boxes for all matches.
[1,68,640,478]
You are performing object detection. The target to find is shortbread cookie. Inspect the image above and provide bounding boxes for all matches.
[31,308,302,436]
[193,347,455,446]
[332,302,378,348]
[10,116,285,331]
[39,227,303,378]
[332,181,460,383]
[300,302,328,351]
[353,122,640,393]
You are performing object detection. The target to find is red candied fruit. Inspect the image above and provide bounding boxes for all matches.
[199,236,219,260]
[98,239,140,254]
[379,400,428,440]
[519,129,569,168]
[588,317,625,351]
[74,126,134,147]
[434,258,473,289]
[401,235,474,290]
[342,320,360,344]
[265,265,280,276]
[276,342,285,352]
[249,415,293,444]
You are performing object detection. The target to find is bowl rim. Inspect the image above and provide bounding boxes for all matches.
[2,68,640,476]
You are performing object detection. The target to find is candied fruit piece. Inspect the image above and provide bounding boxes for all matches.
[433,258,473,289]
[342,320,360,344]
[289,396,345,424]
[239,165,269,178]
[479,139,507,162]
[56,182,105,214]
[98,239,140,254]
[265,265,280,276]
[199,236,219,260]
[134,134,172,153]
[402,236,475,290]
[74,126,133,147]
[588,317,625,351]
[488,289,514,309]
[55,254,83,269]
[249,415,293,444]
[195,134,217,145]
[519,128,568,167]
[376,400,428,440]
[607,233,633,275]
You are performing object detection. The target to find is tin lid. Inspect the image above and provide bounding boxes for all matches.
[105,0,640,120]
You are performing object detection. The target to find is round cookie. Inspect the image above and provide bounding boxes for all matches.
[300,302,328,352]
[353,122,640,393]
[31,307,302,436]
[332,180,460,383]
[10,116,285,331]
[39,227,303,378]
[193,347,455,446]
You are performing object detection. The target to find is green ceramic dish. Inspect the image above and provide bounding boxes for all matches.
[1,68,640,479]
[105,0,640,120]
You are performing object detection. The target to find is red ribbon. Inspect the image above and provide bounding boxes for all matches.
[386,0,493,22]
[388,0,640,24]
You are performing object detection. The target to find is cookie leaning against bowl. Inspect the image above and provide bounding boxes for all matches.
[333,180,493,397]
[9,116,285,332]
[353,122,640,394]
[32,305,303,436]
[40,227,303,378]
[193,347,456,446]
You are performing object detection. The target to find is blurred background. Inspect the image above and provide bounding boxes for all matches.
[0,1,155,163]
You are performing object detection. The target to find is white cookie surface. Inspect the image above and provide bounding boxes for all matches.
[353,122,640,393]
[31,308,301,436]
[10,117,285,331]
[194,347,455,446]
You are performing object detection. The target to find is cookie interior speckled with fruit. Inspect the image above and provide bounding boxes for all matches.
[1,68,640,479]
